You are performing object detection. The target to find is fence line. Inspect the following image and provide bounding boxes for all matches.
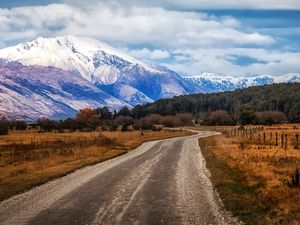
[218,126,299,150]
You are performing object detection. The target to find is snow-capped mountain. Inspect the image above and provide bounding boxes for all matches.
[0,35,299,120]
[183,72,300,93]
[0,60,125,120]
[0,36,187,107]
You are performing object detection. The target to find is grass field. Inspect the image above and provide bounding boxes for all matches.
[199,124,300,225]
[0,129,193,201]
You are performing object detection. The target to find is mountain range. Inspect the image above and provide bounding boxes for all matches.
[0,36,299,120]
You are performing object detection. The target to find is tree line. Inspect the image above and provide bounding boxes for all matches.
[132,83,300,124]
[1,83,298,134]
[0,107,193,134]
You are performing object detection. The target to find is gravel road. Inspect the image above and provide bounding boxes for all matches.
[0,131,240,225]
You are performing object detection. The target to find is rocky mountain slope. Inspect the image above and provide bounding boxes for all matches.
[0,60,125,120]
[0,36,188,107]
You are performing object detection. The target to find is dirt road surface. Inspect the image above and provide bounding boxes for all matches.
[0,131,239,225]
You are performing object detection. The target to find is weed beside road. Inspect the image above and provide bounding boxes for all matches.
[199,124,300,225]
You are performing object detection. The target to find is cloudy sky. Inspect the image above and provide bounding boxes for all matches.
[0,0,299,76]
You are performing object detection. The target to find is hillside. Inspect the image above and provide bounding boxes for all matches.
[0,36,188,107]
[135,83,300,122]
[0,60,125,120]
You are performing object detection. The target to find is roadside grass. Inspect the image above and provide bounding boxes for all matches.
[0,129,193,201]
[199,125,300,225]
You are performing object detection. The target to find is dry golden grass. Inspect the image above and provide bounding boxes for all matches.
[199,124,300,225]
[0,129,193,201]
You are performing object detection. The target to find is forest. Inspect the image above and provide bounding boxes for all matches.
[133,83,300,124]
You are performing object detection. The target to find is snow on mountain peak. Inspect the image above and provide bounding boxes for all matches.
[0,35,159,83]
[0,36,189,117]
[183,72,300,93]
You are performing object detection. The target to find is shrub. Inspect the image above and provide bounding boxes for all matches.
[61,118,79,131]
[121,124,129,132]
[288,169,300,188]
[140,117,154,130]
[76,108,100,130]
[132,120,141,130]
[96,106,113,120]
[115,116,133,126]
[239,110,256,125]
[204,110,233,125]
[36,118,58,132]
[159,115,183,127]
[145,114,161,124]
[176,113,193,125]
[0,118,10,135]
[14,120,27,130]
[159,115,175,127]
[254,111,287,125]
[117,106,132,117]
[151,125,162,131]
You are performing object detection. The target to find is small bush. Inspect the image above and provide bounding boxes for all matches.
[151,126,158,131]
[176,113,193,125]
[288,169,300,188]
[204,110,233,125]
[121,124,129,132]
[254,111,287,125]
[132,120,141,130]
[14,120,27,130]
[159,116,178,127]
[0,118,10,135]
[239,140,248,151]
[36,118,58,132]
[140,117,154,130]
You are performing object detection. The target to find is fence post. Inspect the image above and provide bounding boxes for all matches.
[281,134,284,148]
[285,134,288,150]
[263,132,266,145]
[258,133,262,146]
[295,134,299,149]
[275,132,278,146]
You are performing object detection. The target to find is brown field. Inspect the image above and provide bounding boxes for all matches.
[0,129,193,201]
[199,124,300,225]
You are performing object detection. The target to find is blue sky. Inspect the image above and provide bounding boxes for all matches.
[0,0,300,76]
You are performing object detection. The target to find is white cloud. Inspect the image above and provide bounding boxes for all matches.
[0,2,299,76]
[65,0,300,10]
[164,0,300,10]
[165,48,300,76]
[130,48,170,60]
[0,3,274,48]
